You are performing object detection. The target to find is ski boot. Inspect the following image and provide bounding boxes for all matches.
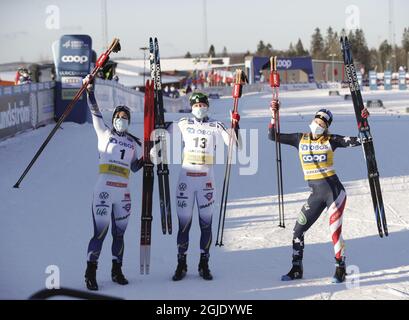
[332,257,347,283]
[111,260,129,285]
[198,253,213,280]
[281,260,303,281]
[172,254,187,281]
[85,261,99,291]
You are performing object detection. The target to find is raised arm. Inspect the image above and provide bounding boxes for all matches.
[268,99,302,148]
[330,108,370,150]
[83,75,110,138]
[217,120,242,150]
[330,135,362,150]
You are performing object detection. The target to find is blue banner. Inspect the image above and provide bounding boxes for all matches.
[57,35,92,81]
[54,34,92,124]
[384,71,392,90]
[399,71,407,90]
[252,56,315,83]
[369,71,377,91]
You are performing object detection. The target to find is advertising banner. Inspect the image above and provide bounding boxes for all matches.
[399,71,407,90]
[384,71,392,90]
[0,93,36,140]
[252,56,315,83]
[369,71,378,91]
[54,35,92,124]
[0,82,55,141]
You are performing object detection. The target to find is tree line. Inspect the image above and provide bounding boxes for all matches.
[186,27,409,74]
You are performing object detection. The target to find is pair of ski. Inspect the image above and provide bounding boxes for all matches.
[340,36,388,238]
[140,38,172,275]
[215,69,247,246]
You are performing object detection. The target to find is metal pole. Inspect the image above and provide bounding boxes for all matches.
[101,0,108,51]
[329,53,336,82]
[203,0,208,55]
[143,52,146,86]
[332,55,335,82]
[407,51,409,71]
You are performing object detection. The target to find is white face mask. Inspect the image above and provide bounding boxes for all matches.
[113,118,129,132]
[192,107,208,119]
[309,121,325,135]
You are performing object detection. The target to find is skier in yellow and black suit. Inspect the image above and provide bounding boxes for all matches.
[268,100,369,283]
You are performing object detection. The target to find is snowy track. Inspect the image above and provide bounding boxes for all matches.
[1,90,408,299]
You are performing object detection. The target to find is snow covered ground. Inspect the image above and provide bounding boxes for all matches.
[0,88,408,300]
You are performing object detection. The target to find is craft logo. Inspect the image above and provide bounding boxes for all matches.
[199,200,214,209]
[116,213,130,221]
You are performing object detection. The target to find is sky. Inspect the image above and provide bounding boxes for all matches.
[0,0,408,63]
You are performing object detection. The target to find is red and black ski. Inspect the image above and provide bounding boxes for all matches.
[340,36,388,238]
[140,79,155,274]
[149,37,172,235]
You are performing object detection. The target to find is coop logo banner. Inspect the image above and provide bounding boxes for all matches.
[399,71,407,90]
[277,59,293,69]
[384,71,392,90]
[57,35,92,79]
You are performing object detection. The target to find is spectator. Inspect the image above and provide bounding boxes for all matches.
[15,67,32,85]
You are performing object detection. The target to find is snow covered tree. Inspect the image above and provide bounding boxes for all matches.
[310,28,325,59]
[347,29,370,72]
[295,38,309,56]
[324,27,340,59]
[256,40,273,56]
[379,40,393,71]
[208,45,216,58]
[288,42,297,57]
[402,28,409,68]
[402,28,409,52]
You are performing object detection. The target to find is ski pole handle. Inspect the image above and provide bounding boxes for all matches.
[270,72,280,88]
[232,83,242,99]
[270,56,280,87]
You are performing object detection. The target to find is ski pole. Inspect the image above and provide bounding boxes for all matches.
[270,56,285,228]
[216,69,246,247]
[13,38,121,189]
